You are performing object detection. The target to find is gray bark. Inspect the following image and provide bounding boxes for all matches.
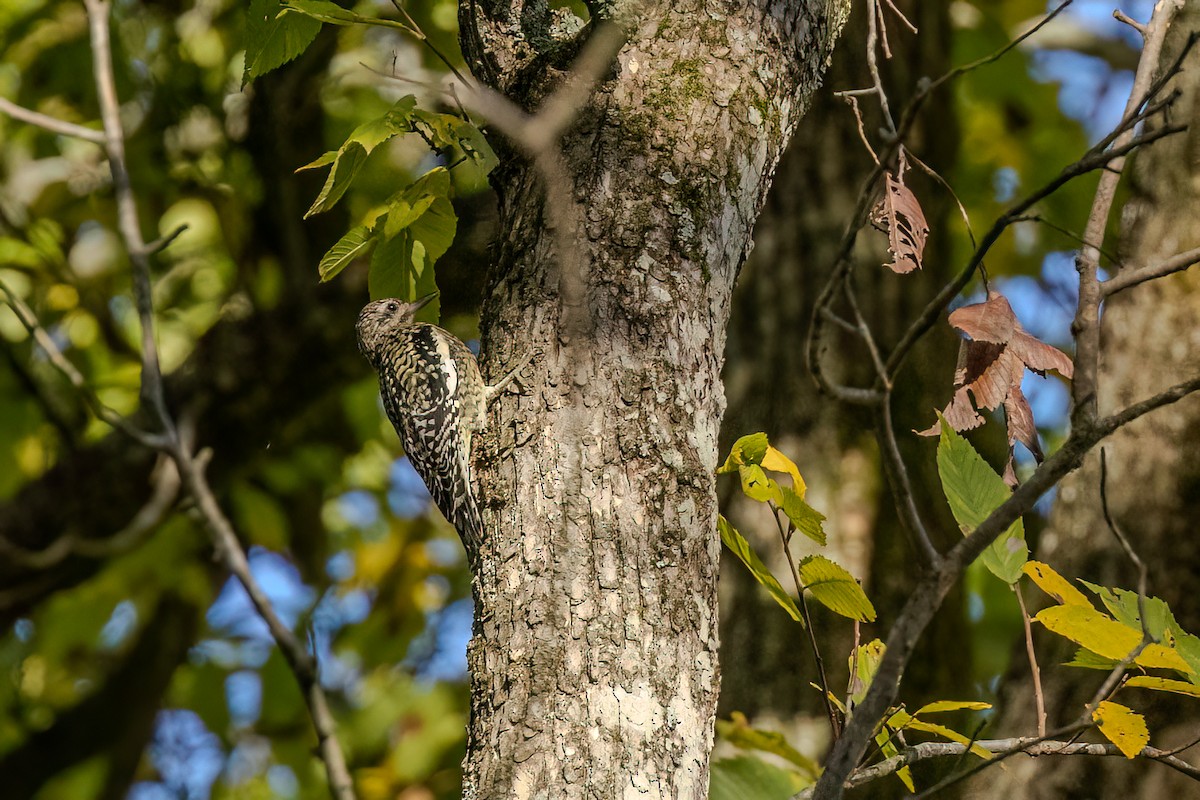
[975,11,1200,799]
[458,1,850,796]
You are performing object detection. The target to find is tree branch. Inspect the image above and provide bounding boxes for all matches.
[0,96,106,143]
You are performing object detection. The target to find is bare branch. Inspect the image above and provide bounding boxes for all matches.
[1071,0,1184,428]
[0,96,106,143]
[1102,244,1200,297]
[874,396,940,568]
[794,734,1200,799]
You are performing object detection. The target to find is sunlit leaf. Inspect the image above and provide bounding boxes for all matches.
[718,433,770,473]
[798,556,875,622]
[1092,701,1148,759]
[718,515,802,624]
[777,485,826,546]
[244,0,321,84]
[887,709,992,760]
[1034,605,1192,673]
[1126,676,1200,697]
[279,0,358,25]
[914,700,992,715]
[1023,561,1091,607]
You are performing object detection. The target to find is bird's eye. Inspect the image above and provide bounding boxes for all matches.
[386,302,399,313]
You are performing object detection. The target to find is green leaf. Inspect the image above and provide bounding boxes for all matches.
[318,226,375,282]
[709,756,810,800]
[1092,701,1148,759]
[718,433,770,473]
[738,464,779,503]
[302,96,419,218]
[716,712,819,779]
[367,168,456,303]
[244,0,321,85]
[1035,605,1192,673]
[1064,647,1119,670]
[935,416,1027,583]
[1023,561,1091,607]
[1079,581,1174,642]
[848,639,885,705]
[799,555,875,622]
[1126,676,1200,697]
[279,0,358,25]
[718,515,802,624]
[777,485,826,545]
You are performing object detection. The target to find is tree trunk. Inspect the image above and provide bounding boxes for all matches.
[458,1,849,796]
[979,11,1200,798]
[718,0,967,731]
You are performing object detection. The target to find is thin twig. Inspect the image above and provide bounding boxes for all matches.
[0,96,106,143]
[1099,449,1151,643]
[1103,244,1200,297]
[772,506,842,740]
[1015,584,1046,737]
[386,0,474,86]
[865,0,896,135]
[874,396,940,568]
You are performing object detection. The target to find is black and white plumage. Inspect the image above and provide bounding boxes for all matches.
[356,295,488,553]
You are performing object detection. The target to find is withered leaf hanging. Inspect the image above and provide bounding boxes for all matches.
[871,170,929,274]
[919,291,1074,483]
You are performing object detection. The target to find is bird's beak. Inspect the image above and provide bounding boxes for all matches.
[410,292,438,313]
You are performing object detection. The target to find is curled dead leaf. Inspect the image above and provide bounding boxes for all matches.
[871,170,929,274]
[919,292,1074,482]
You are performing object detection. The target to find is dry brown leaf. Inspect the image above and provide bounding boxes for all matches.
[871,170,929,274]
[919,291,1074,478]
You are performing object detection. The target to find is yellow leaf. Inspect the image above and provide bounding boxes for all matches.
[762,446,806,497]
[1023,561,1091,607]
[1126,676,1200,697]
[1035,605,1192,673]
[915,700,992,715]
[1092,701,1148,758]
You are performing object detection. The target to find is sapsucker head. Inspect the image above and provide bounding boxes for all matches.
[355,294,436,367]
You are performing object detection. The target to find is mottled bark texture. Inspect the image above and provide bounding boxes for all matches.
[718,0,968,736]
[459,1,849,796]
[975,12,1200,799]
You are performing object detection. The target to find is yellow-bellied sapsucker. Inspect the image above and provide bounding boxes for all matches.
[356,295,521,554]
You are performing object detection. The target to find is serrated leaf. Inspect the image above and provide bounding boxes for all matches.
[244,0,321,85]
[318,226,375,282]
[848,639,885,706]
[777,485,826,546]
[1035,605,1192,673]
[718,515,802,624]
[709,756,810,800]
[719,433,770,474]
[367,169,456,304]
[1023,561,1091,607]
[935,417,1027,583]
[762,446,806,495]
[738,464,779,503]
[1126,676,1200,697]
[1092,701,1148,759]
[1079,581,1174,642]
[799,555,875,622]
[302,96,419,218]
[716,713,819,779]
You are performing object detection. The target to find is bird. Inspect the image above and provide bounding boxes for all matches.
[356,294,526,556]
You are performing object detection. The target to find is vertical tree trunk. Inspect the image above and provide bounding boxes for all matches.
[457,1,849,796]
[981,11,1200,798]
[718,0,967,730]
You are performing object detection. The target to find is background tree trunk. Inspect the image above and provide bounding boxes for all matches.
[717,0,968,739]
[979,10,1200,798]
[457,1,850,796]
